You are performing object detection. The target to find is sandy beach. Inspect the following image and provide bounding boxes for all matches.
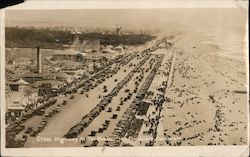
[155,30,248,146]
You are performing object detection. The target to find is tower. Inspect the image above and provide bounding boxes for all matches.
[71,26,82,50]
[36,47,42,73]
[116,24,122,35]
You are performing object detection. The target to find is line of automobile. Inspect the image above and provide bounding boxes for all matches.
[107,54,164,147]
[64,52,151,139]
[77,54,158,147]
[6,52,136,148]
[6,41,164,148]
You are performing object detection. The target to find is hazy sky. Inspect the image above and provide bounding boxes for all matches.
[5,9,247,32]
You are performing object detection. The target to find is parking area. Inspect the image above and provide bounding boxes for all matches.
[20,51,152,147]
[6,41,171,148]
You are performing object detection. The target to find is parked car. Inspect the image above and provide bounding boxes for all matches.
[55,106,61,112]
[107,107,112,112]
[112,114,118,119]
[98,128,104,133]
[25,127,33,134]
[62,100,67,105]
[30,129,39,137]
[105,120,110,125]
[90,131,96,136]
[116,106,121,111]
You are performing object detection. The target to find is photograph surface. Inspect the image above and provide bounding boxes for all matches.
[3,8,248,149]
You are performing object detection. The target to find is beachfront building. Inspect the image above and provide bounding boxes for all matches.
[100,44,124,54]
[8,78,29,92]
[22,71,72,83]
[81,39,100,53]
[114,45,124,52]
[101,47,116,54]
[55,72,72,82]
[35,80,63,97]
[52,50,87,62]
[5,83,38,124]
[22,72,54,83]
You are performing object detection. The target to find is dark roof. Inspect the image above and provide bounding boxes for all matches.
[23,71,70,78]
[22,72,49,78]
[55,72,71,78]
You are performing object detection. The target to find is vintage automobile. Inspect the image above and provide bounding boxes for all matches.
[116,106,121,111]
[25,127,33,134]
[65,128,79,138]
[34,108,45,116]
[105,120,110,125]
[102,124,109,130]
[70,95,75,99]
[89,131,96,136]
[98,128,104,133]
[30,129,39,137]
[55,106,61,112]
[107,107,112,112]
[62,100,67,105]
[112,114,118,119]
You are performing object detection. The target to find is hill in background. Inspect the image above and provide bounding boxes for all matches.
[6,27,156,49]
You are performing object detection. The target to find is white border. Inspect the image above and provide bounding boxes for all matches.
[1,146,250,157]
[1,0,249,157]
[0,7,6,156]
[3,0,247,9]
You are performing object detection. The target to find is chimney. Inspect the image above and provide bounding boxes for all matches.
[37,47,42,73]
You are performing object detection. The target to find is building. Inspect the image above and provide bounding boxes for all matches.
[52,50,87,62]
[101,45,116,54]
[114,45,124,52]
[22,72,54,83]
[81,39,100,53]
[55,72,72,82]
[22,71,71,83]
[21,47,72,83]
[35,80,63,97]
[5,85,38,124]
[8,78,29,92]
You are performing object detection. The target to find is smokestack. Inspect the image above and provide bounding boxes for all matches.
[37,47,42,73]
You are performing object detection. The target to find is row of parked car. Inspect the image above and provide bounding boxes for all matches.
[31,100,67,136]
[5,53,137,148]
[149,55,170,145]
[16,99,68,147]
[77,53,136,93]
[60,57,134,138]
[63,55,127,94]
[78,57,135,95]
[107,55,164,146]
[5,98,60,147]
[64,53,152,139]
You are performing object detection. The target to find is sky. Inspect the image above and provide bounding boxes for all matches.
[5,9,247,33]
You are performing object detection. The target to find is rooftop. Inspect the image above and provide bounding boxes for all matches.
[22,72,49,78]
[53,49,87,56]
[8,78,29,85]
